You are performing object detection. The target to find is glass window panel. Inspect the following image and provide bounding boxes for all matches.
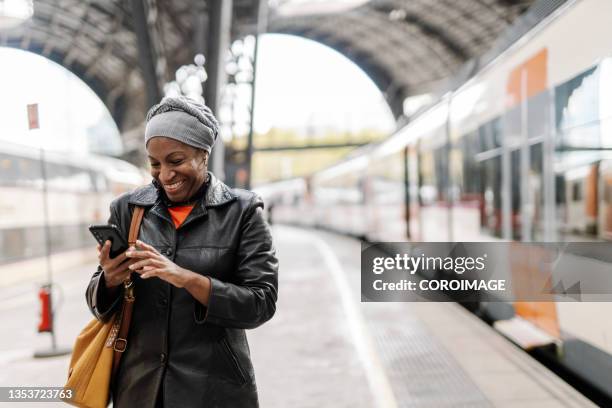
[511,149,522,240]
[529,143,544,240]
[480,156,502,238]
[555,66,598,132]
[504,106,522,147]
[527,92,550,139]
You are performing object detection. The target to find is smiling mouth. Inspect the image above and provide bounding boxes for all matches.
[164,180,185,193]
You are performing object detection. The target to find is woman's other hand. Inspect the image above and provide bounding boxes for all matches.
[97,241,135,289]
[126,240,192,288]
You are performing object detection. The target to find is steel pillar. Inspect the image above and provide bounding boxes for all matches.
[130,0,162,109]
[204,0,233,181]
[245,0,268,190]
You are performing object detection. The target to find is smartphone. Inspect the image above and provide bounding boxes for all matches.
[89,224,129,258]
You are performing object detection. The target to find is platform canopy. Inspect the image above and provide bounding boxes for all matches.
[0,0,545,132]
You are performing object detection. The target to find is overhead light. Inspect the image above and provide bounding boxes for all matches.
[0,0,33,30]
[273,0,369,17]
[389,9,406,21]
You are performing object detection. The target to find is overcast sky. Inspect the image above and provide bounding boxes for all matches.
[253,34,394,134]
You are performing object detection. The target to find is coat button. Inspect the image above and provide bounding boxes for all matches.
[164,249,173,257]
[160,353,166,364]
[160,298,168,306]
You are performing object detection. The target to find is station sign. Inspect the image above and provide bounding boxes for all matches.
[27,103,39,129]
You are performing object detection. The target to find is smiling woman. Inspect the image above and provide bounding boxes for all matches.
[147,138,209,204]
[85,96,279,408]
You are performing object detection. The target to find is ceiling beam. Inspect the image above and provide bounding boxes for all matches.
[130,0,162,109]
[83,12,124,78]
[371,4,469,61]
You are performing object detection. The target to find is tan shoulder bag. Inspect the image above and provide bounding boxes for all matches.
[63,206,145,408]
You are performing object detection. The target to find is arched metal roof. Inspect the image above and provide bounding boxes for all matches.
[267,0,538,118]
[0,0,260,131]
[0,0,545,132]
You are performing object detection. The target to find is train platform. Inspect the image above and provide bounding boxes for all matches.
[0,225,596,407]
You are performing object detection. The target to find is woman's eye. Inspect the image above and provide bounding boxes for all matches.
[170,160,183,165]
[150,163,160,168]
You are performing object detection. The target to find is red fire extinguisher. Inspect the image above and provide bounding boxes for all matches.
[37,284,53,333]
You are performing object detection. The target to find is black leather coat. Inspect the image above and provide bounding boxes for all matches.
[86,172,278,407]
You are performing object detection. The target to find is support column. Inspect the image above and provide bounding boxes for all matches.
[204,0,233,181]
[245,0,268,190]
[130,0,162,109]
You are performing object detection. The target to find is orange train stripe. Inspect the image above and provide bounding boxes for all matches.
[506,48,548,107]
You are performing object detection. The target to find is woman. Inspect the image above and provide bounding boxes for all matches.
[86,96,278,408]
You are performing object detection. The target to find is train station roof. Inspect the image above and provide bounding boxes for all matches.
[268,0,538,118]
[0,0,555,132]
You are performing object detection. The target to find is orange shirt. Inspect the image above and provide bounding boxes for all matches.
[167,205,195,228]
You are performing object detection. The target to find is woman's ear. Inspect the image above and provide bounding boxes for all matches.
[198,150,209,172]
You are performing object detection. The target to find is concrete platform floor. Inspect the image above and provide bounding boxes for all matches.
[0,225,597,407]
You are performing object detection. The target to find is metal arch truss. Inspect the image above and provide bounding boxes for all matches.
[1,0,535,133]
[267,0,537,120]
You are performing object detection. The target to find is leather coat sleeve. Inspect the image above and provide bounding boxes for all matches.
[85,199,125,322]
[195,195,279,329]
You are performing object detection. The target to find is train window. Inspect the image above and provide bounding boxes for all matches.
[434,147,449,202]
[527,91,550,139]
[511,149,522,240]
[2,155,43,187]
[19,157,42,186]
[0,154,18,185]
[369,150,404,206]
[44,162,94,192]
[480,156,502,238]
[0,157,11,170]
[557,163,599,239]
[555,175,565,205]
[572,182,582,202]
[12,157,41,186]
[44,162,64,179]
[477,118,501,152]
[460,132,481,196]
[529,143,544,240]
[504,106,522,148]
[448,132,483,239]
[419,149,437,206]
[493,118,503,148]
[555,66,598,134]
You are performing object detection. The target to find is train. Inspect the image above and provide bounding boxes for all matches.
[257,0,612,399]
[0,141,144,265]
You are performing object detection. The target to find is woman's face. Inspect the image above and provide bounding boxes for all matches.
[147,136,208,203]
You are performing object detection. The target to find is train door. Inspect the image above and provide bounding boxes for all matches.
[505,48,560,340]
[406,145,420,241]
[417,134,451,242]
[450,131,483,241]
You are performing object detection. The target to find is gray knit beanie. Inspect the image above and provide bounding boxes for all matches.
[145,96,219,153]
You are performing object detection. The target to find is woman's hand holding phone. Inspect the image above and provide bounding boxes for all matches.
[97,240,136,289]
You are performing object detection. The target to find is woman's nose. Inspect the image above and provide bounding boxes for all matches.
[160,167,176,182]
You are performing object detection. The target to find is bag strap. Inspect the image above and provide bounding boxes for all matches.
[111,206,145,382]
[128,206,145,246]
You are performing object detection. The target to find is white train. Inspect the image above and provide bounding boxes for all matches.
[258,0,612,400]
[0,141,144,264]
